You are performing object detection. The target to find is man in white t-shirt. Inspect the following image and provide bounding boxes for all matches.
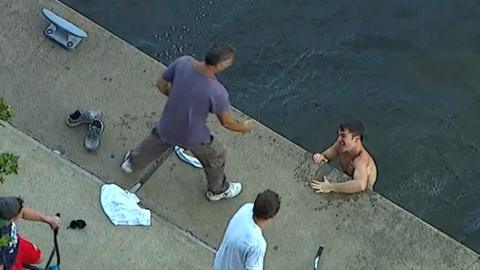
[213,190,281,270]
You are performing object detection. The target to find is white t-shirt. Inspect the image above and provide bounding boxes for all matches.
[213,203,267,270]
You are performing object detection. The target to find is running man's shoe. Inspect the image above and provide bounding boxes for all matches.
[206,182,242,202]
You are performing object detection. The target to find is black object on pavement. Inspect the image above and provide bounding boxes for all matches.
[67,219,87,229]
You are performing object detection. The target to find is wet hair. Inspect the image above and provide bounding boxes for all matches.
[339,121,364,141]
[204,43,236,66]
[253,190,281,220]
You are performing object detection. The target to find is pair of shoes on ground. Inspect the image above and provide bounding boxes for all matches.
[66,109,104,151]
[120,150,243,201]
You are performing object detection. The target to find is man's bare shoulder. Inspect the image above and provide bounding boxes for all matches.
[353,150,371,166]
[356,148,377,169]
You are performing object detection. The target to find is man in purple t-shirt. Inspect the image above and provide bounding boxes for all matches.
[121,43,252,201]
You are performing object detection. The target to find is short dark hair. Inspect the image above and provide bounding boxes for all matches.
[204,43,236,66]
[0,197,23,221]
[253,190,281,220]
[339,121,365,140]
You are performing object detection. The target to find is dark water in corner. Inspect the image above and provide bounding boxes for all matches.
[60,0,480,252]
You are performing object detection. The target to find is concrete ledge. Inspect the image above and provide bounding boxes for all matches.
[1,0,479,269]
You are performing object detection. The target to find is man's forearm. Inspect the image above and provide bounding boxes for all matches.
[218,111,251,133]
[321,145,338,161]
[20,207,50,224]
[330,180,366,194]
[321,151,333,161]
[223,119,246,132]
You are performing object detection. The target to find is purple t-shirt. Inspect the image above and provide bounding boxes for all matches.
[156,56,230,148]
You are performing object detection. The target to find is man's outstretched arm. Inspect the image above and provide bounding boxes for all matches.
[17,207,61,230]
[311,158,369,194]
[217,111,252,133]
[312,142,339,164]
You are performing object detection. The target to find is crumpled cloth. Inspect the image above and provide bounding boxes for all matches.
[100,184,151,226]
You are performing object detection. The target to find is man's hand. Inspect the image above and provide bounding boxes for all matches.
[44,215,61,230]
[312,153,328,164]
[310,176,333,193]
[241,120,253,133]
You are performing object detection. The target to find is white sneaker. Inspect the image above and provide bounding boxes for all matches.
[206,182,242,201]
[120,151,133,174]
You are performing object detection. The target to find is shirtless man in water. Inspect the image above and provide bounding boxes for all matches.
[310,121,377,194]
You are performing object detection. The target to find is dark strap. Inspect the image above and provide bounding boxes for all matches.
[44,213,61,269]
[44,228,60,269]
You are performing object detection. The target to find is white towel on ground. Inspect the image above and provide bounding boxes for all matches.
[100,184,151,226]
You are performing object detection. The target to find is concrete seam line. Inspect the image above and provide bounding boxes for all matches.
[3,122,105,185]
[133,147,175,192]
[142,205,217,253]
[2,122,217,253]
